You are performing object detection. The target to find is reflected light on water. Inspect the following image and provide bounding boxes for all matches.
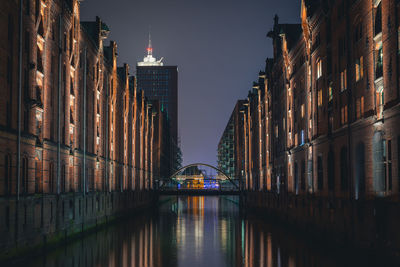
[11,196,377,267]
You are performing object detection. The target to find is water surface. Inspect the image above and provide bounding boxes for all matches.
[11,196,380,267]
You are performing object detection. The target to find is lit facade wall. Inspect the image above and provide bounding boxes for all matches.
[0,0,163,198]
[231,0,400,199]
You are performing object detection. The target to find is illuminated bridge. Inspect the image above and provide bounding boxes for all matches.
[156,163,240,195]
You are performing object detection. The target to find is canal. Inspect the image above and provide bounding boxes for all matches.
[11,196,378,267]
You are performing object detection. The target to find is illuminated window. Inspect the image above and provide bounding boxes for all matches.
[318,89,323,106]
[301,104,305,118]
[340,69,347,91]
[317,59,322,79]
[355,56,363,82]
[328,84,333,102]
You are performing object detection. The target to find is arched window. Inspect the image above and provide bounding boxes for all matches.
[328,149,335,192]
[61,164,66,193]
[92,169,95,192]
[69,165,74,192]
[21,157,28,194]
[4,154,12,196]
[340,147,349,192]
[317,156,323,191]
[294,162,298,195]
[353,20,363,44]
[373,131,385,195]
[49,162,54,194]
[301,159,306,191]
[355,142,366,199]
[35,158,42,193]
[78,166,82,192]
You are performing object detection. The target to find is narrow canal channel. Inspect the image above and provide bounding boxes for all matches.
[12,196,377,267]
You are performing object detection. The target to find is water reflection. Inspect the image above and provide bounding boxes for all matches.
[12,196,376,267]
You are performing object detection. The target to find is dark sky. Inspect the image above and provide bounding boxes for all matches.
[80,0,300,167]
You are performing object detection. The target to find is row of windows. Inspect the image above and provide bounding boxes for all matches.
[292,136,400,196]
[4,196,106,231]
[305,145,363,194]
[316,56,363,100]
[2,154,157,196]
[137,75,171,81]
[2,158,108,196]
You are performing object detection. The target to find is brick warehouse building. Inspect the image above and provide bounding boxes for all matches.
[0,0,168,256]
[220,0,400,260]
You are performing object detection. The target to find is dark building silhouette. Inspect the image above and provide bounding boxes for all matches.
[136,38,178,174]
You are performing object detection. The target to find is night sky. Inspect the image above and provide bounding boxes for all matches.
[80,0,300,167]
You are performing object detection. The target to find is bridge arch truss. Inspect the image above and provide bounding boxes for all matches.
[157,163,239,192]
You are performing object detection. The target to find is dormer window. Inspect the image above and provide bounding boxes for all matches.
[354,22,363,43]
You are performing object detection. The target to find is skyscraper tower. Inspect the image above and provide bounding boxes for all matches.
[136,35,178,174]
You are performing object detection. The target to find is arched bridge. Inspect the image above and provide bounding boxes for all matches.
[156,163,240,195]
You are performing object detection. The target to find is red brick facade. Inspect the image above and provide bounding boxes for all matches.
[0,0,165,197]
[240,2,400,259]
[0,0,165,254]
[236,0,400,200]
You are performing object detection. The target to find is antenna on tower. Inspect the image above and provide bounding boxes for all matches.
[147,25,153,56]
[138,26,163,66]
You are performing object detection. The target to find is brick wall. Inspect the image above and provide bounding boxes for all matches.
[0,0,166,257]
